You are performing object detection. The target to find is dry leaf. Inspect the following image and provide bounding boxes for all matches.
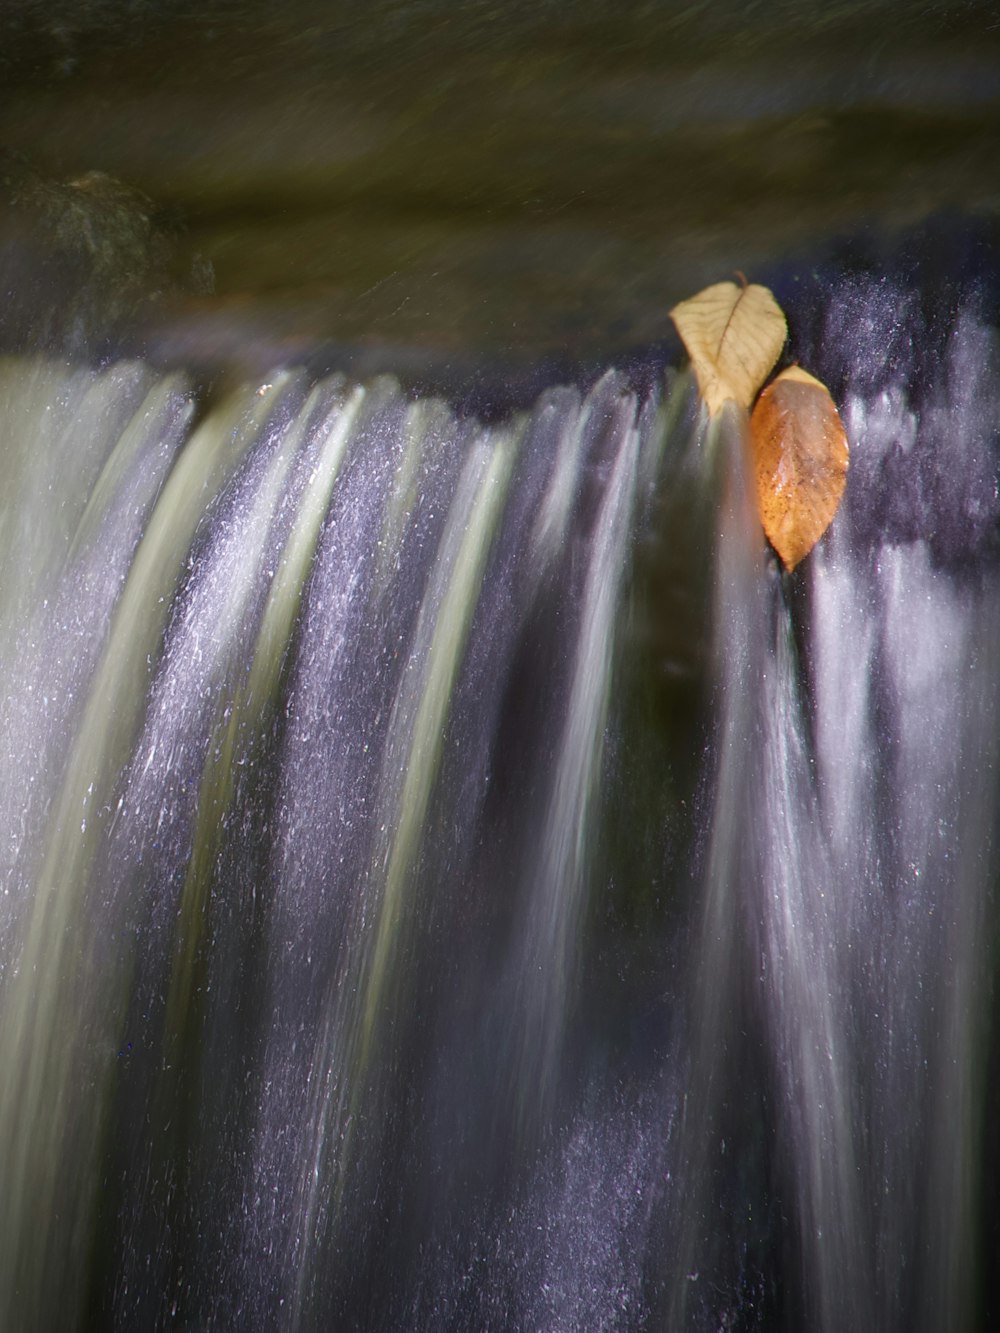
[749,366,849,571]
[670,280,787,416]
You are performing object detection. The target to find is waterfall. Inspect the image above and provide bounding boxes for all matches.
[0,261,998,1330]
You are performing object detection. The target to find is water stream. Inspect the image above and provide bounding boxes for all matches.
[0,259,998,1330]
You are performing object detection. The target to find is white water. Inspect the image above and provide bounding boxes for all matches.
[671,312,1000,1330]
[0,279,998,1330]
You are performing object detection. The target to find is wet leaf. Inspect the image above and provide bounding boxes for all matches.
[749,366,849,571]
[669,279,787,416]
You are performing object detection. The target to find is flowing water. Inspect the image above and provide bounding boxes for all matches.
[1,255,999,1331]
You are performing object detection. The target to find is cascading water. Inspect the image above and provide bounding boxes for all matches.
[1,254,999,1331]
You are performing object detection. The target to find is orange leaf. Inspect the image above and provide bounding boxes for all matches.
[749,366,849,571]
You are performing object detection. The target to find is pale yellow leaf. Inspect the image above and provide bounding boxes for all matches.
[749,365,849,571]
[669,280,787,417]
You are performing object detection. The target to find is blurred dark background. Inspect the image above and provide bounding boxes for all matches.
[2,1,998,387]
